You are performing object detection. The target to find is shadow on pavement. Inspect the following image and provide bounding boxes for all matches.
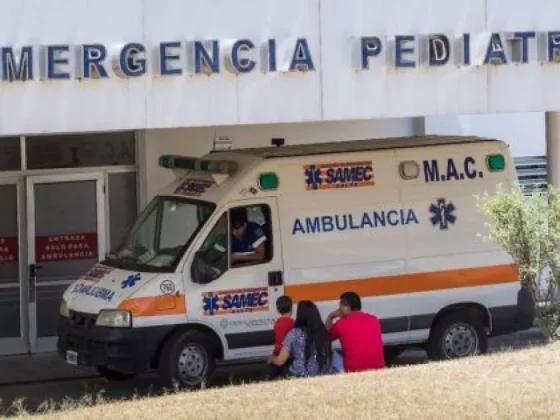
[0,329,547,417]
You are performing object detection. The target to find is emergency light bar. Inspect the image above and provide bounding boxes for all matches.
[158,155,238,174]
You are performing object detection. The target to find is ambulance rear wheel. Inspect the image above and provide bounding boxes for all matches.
[158,330,216,389]
[426,311,488,361]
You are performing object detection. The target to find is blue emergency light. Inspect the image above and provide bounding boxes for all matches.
[158,155,238,174]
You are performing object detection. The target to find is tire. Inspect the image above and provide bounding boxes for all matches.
[384,345,406,365]
[96,365,136,381]
[157,330,216,390]
[426,311,488,361]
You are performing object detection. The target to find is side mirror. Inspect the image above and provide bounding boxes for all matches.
[191,251,214,285]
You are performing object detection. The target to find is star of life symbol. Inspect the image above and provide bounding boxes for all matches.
[203,294,219,315]
[429,198,456,230]
[121,273,141,289]
[305,165,323,190]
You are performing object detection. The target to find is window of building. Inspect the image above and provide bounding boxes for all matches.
[25,131,135,170]
[0,137,22,171]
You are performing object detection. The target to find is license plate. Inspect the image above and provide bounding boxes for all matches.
[66,350,78,365]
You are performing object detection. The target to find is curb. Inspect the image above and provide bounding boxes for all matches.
[0,360,267,388]
[0,327,546,388]
[0,374,101,388]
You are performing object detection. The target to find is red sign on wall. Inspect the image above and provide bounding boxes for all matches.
[0,237,18,265]
[35,233,98,263]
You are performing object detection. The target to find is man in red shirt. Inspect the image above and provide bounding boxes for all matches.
[325,291,385,373]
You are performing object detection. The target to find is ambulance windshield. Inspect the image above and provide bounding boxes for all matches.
[104,195,216,272]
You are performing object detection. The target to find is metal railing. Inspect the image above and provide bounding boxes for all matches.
[514,156,548,194]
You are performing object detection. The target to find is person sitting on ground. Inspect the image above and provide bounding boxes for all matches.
[325,291,385,373]
[267,295,295,379]
[230,208,267,265]
[268,300,333,378]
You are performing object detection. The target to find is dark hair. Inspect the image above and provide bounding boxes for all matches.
[230,208,248,228]
[276,295,293,315]
[294,300,332,371]
[340,291,361,311]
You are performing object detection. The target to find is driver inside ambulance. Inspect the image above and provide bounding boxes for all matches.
[230,208,267,265]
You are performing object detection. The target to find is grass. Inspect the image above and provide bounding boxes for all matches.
[9,342,560,420]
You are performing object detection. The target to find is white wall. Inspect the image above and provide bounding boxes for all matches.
[426,112,546,157]
[140,118,417,202]
[2,0,560,135]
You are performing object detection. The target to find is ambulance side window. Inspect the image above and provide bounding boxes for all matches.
[192,204,273,284]
[229,204,273,268]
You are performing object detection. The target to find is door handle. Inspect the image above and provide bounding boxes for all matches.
[29,264,42,303]
[268,271,283,287]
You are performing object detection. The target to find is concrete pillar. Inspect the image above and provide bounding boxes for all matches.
[546,112,560,188]
[135,130,148,210]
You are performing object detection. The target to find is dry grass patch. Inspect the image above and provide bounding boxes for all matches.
[14,343,560,420]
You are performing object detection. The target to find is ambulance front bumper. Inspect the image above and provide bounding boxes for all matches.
[56,313,173,373]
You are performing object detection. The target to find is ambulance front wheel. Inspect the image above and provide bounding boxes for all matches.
[426,311,488,361]
[158,330,216,389]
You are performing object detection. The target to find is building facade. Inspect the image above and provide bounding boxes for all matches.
[0,0,557,355]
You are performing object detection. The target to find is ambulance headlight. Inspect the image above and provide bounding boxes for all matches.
[59,299,70,318]
[96,310,132,328]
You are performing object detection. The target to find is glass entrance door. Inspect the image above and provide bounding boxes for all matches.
[27,173,106,352]
[0,178,27,355]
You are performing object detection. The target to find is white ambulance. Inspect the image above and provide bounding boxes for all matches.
[56,135,534,388]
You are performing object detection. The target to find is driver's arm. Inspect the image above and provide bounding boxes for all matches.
[232,241,266,263]
[232,226,267,263]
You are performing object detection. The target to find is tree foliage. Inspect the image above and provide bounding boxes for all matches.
[476,183,560,340]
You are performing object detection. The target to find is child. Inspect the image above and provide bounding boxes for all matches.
[266,295,294,379]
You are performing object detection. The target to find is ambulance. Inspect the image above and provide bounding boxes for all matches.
[56,135,534,388]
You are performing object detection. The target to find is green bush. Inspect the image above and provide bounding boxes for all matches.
[476,183,560,340]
